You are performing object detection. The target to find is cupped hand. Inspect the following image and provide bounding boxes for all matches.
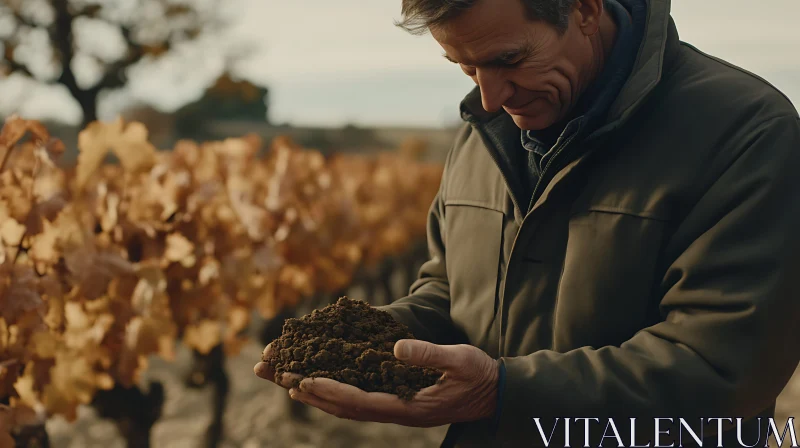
[280,340,500,427]
[253,343,303,389]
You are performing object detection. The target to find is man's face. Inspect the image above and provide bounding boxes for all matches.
[431,0,595,130]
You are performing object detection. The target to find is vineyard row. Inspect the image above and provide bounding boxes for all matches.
[0,116,442,446]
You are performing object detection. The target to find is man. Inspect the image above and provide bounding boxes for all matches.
[255,0,800,446]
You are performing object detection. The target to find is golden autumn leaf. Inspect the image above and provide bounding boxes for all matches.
[44,137,66,161]
[63,302,115,350]
[13,367,42,414]
[227,306,250,335]
[227,188,269,241]
[131,263,168,314]
[198,257,220,286]
[29,332,59,359]
[164,233,195,267]
[0,219,24,248]
[117,315,175,386]
[0,116,28,150]
[215,137,257,160]
[125,316,174,358]
[42,352,113,421]
[112,121,157,174]
[100,192,120,232]
[0,266,45,325]
[76,118,157,190]
[27,220,59,267]
[183,320,221,355]
[76,120,121,190]
[0,202,25,249]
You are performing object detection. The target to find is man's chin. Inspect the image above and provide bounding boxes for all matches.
[509,113,557,131]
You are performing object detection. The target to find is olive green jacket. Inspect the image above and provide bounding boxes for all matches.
[379,0,800,446]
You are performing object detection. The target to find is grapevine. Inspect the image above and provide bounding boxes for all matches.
[0,116,442,445]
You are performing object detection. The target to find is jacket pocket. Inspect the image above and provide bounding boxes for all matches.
[443,201,504,348]
[553,208,668,351]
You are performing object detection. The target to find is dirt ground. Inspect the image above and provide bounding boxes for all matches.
[43,339,800,448]
[45,339,448,448]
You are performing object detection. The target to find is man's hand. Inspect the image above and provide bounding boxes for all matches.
[253,344,303,389]
[253,340,499,427]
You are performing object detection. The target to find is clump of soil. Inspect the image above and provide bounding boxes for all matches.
[262,296,442,400]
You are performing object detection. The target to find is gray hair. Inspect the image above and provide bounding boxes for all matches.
[396,0,576,35]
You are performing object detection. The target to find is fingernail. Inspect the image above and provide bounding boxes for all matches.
[299,380,310,392]
[396,340,412,360]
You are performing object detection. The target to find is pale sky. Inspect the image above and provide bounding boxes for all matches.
[1,0,798,128]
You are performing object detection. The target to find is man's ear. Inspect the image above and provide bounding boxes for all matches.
[573,0,604,36]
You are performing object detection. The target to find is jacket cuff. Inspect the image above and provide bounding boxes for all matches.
[495,353,602,445]
[495,355,548,439]
[490,360,507,435]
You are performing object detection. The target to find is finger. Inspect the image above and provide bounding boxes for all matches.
[261,343,272,361]
[276,372,304,389]
[299,378,412,416]
[289,388,360,421]
[253,362,303,389]
[290,388,407,424]
[394,339,465,371]
[253,362,275,381]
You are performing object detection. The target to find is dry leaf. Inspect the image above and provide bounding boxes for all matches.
[76,118,157,190]
[183,320,221,355]
[164,233,195,267]
[27,220,59,267]
[13,368,42,414]
[113,121,157,173]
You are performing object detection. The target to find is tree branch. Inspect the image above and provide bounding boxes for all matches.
[90,0,222,92]
[9,8,39,29]
[92,25,147,91]
[3,0,239,127]
[1,57,34,79]
[73,4,103,19]
[51,0,78,93]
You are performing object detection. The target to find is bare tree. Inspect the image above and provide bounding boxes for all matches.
[0,0,244,127]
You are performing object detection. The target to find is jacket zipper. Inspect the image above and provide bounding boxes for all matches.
[500,127,583,357]
[527,125,583,212]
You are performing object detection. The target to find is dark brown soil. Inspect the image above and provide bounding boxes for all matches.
[262,297,442,400]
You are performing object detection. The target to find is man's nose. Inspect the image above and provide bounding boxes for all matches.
[476,68,513,113]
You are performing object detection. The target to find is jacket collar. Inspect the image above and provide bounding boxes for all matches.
[460,0,680,133]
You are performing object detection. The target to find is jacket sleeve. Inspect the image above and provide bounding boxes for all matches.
[497,115,800,441]
[375,137,468,346]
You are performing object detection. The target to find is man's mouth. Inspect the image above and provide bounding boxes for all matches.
[502,98,540,115]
